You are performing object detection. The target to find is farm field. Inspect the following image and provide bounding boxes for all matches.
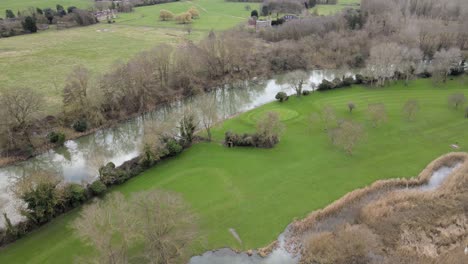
[1,77,467,263]
[0,0,93,17]
[314,0,360,15]
[0,0,250,114]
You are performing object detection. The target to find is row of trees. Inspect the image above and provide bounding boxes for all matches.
[1,5,96,38]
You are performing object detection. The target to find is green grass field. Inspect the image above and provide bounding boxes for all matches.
[0,0,93,17]
[314,0,360,15]
[1,77,467,263]
[0,0,250,113]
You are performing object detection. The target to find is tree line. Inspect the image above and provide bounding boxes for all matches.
[1,4,97,38]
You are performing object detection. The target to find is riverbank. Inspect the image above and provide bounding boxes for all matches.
[0,77,467,263]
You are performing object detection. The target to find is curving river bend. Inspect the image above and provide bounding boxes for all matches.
[0,70,350,227]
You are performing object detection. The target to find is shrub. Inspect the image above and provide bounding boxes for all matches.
[159,9,174,21]
[275,92,289,102]
[332,78,344,88]
[317,79,334,91]
[342,77,354,86]
[47,131,66,145]
[72,119,88,132]
[251,10,258,17]
[22,16,37,33]
[5,10,15,19]
[175,12,192,24]
[62,184,86,208]
[188,7,199,19]
[17,174,61,224]
[302,90,311,96]
[89,180,106,196]
[166,139,183,156]
[354,74,365,84]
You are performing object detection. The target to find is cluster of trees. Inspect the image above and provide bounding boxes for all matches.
[1,5,96,37]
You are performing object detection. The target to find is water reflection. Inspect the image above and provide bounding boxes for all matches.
[0,70,347,226]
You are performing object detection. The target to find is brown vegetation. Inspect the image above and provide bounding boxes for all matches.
[284,152,468,263]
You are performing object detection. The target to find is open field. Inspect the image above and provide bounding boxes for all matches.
[117,0,251,31]
[314,0,360,15]
[0,0,93,17]
[1,77,467,263]
[0,0,250,114]
[0,23,202,113]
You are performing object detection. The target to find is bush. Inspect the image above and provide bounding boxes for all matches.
[159,9,174,21]
[62,184,86,208]
[275,92,289,102]
[251,10,258,17]
[302,90,311,96]
[89,180,106,196]
[99,162,122,185]
[317,79,334,91]
[166,139,183,156]
[175,12,192,24]
[72,119,88,132]
[187,7,199,19]
[22,16,37,33]
[47,131,66,145]
[342,77,354,86]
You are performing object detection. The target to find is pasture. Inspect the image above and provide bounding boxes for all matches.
[0,0,250,114]
[1,77,467,263]
[314,0,360,15]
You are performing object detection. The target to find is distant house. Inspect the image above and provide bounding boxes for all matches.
[283,14,298,21]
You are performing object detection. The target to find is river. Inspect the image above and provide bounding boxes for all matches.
[0,70,349,227]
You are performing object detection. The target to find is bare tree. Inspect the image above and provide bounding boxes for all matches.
[130,190,198,264]
[321,105,337,130]
[348,102,356,113]
[402,99,420,121]
[448,93,466,109]
[0,87,43,150]
[73,190,198,264]
[197,93,219,141]
[431,48,462,86]
[1,87,43,131]
[367,103,388,127]
[328,120,365,155]
[73,193,134,264]
[366,42,402,86]
[399,47,423,86]
[284,70,309,97]
[256,111,285,145]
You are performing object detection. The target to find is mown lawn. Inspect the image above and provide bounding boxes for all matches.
[0,0,93,17]
[1,77,467,263]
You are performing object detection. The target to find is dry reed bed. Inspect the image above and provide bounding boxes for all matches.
[290,152,467,234]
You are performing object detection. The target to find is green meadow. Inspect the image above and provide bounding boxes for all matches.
[1,77,467,263]
[0,0,250,113]
[314,0,360,15]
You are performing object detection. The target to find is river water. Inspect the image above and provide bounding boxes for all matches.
[0,70,349,227]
